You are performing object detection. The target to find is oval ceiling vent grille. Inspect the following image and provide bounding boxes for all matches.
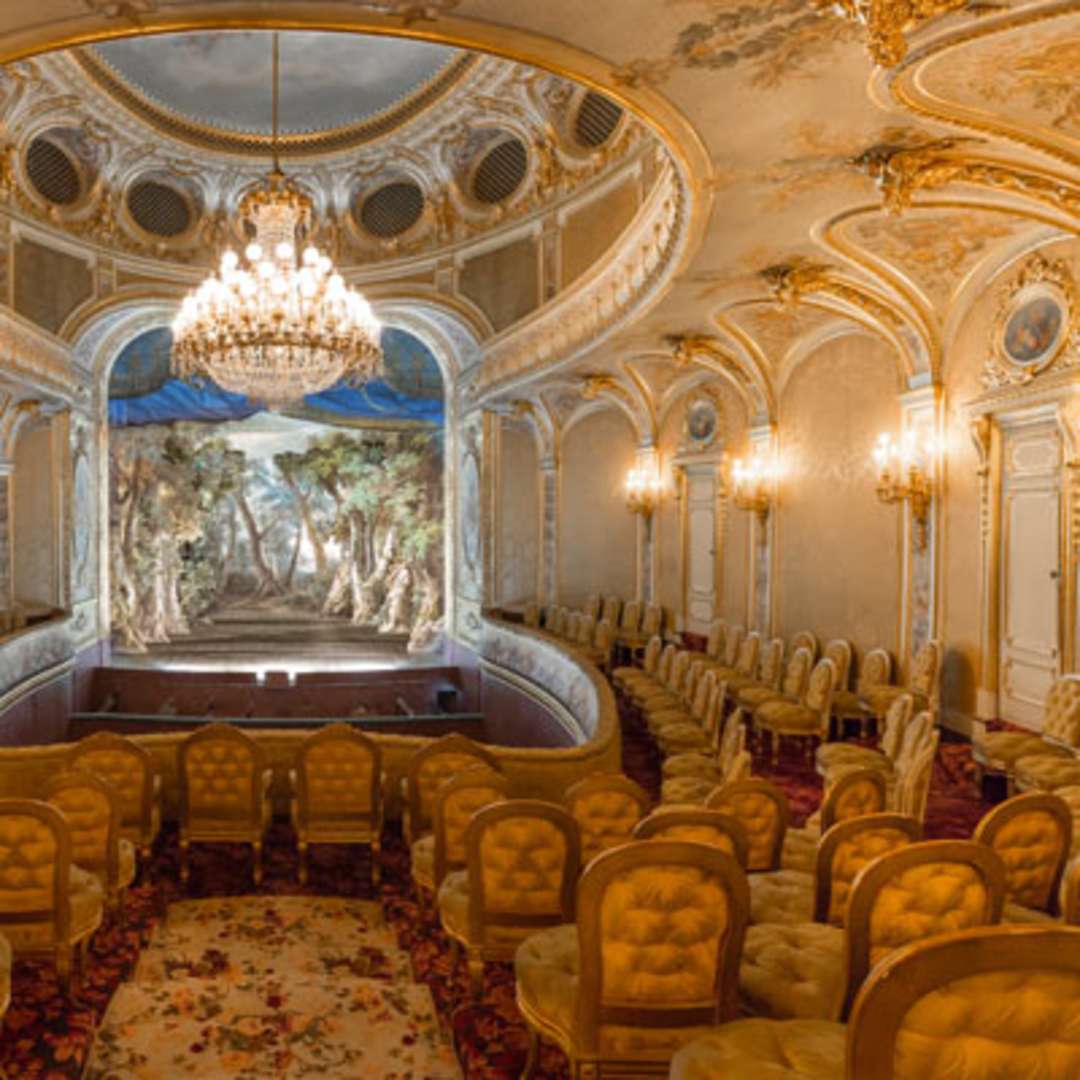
[127,179,193,238]
[574,91,623,148]
[472,138,528,205]
[358,181,425,238]
[25,137,82,206]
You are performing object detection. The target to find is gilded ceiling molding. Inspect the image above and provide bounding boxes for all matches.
[579,372,657,446]
[851,136,1080,224]
[0,397,41,459]
[507,397,557,465]
[0,309,84,405]
[758,257,927,379]
[821,0,978,67]
[879,2,1079,170]
[662,331,773,423]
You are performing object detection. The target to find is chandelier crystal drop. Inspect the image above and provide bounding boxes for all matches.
[171,34,382,410]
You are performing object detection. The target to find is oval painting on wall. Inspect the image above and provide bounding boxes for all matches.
[1002,293,1065,368]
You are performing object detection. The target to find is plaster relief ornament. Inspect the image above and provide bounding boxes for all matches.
[682,390,723,452]
[984,253,1080,389]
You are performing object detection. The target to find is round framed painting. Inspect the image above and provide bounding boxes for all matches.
[684,394,720,450]
[998,284,1069,375]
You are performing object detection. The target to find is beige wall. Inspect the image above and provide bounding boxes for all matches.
[559,406,637,605]
[13,422,56,607]
[657,378,750,631]
[498,423,539,605]
[459,236,540,333]
[775,333,902,668]
[561,178,639,288]
[13,238,93,335]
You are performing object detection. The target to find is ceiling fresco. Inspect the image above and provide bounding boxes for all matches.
[88,31,460,135]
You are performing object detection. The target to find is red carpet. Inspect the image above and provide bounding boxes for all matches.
[0,703,993,1079]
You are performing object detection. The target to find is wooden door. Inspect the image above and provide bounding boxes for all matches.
[999,419,1062,728]
[683,465,718,636]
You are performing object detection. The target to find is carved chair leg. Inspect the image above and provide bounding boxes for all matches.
[771,730,780,765]
[56,946,72,997]
[252,841,264,886]
[179,840,191,885]
[467,954,485,999]
[371,841,381,887]
[520,1027,540,1079]
[298,841,309,886]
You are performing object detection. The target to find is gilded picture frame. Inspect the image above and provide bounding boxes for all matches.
[682,390,722,451]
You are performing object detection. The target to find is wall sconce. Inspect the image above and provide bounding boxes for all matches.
[731,453,775,523]
[872,430,934,550]
[625,464,661,518]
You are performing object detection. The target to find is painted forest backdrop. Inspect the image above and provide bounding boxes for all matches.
[108,326,445,655]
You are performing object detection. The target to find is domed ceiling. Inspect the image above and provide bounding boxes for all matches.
[82,31,467,146]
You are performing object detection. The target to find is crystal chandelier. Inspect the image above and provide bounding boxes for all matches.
[172,34,382,410]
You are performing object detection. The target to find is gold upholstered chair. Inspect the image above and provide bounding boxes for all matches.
[0,799,104,993]
[894,730,940,824]
[290,724,384,886]
[580,618,617,671]
[705,632,761,690]
[780,767,890,874]
[816,691,914,781]
[633,806,750,869]
[755,657,837,764]
[638,649,695,716]
[790,630,818,661]
[625,643,677,709]
[972,791,1072,923]
[563,773,651,867]
[832,647,892,738]
[671,924,1080,1080]
[748,811,921,929]
[822,639,853,697]
[735,645,813,720]
[738,838,1005,1023]
[438,799,579,996]
[648,669,717,751]
[402,733,500,846]
[617,601,660,659]
[583,593,602,622]
[178,723,272,885]
[600,595,622,627]
[724,635,784,708]
[703,618,727,661]
[522,601,540,628]
[515,841,750,1078]
[864,638,942,726]
[68,732,161,862]
[612,633,663,696]
[706,778,789,872]
[45,771,136,922]
[659,711,751,806]
[975,674,1080,788]
[410,766,509,908]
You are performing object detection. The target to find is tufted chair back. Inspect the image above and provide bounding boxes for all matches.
[465,800,579,941]
[295,723,381,821]
[575,614,596,646]
[593,619,616,658]
[855,647,892,696]
[1042,675,1080,749]
[706,779,789,871]
[820,767,889,833]
[432,767,510,888]
[0,800,72,936]
[601,595,622,626]
[640,603,663,639]
[640,635,663,676]
[847,925,1080,1078]
[723,625,745,667]
[879,693,915,762]
[733,633,761,679]
[894,731,939,824]
[522,602,540,628]
[814,812,922,927]
[564,773,651,866]
[682,659,707,706]
[705,619,727,659]
[758,638,784,690]
[654,644,677,686]
[406,734,500,843]
[634,807,750,869]
[717,713,746,778]
[973,792,1072,915]
[45,772,120,888]
[584,593,602,622]
[893,709,934,774]
[790,630,818,661]
[179,724,267,825]
[909,639,942,700]
[666,650,693,696]
[689,670,717,725]
[779,647,813,701]
[619,600,642,633]
[701,679,728,743]
[841,840,1006,1019]
[823,639,853,692]
[68,732,155,840]
[575,841,750,1054]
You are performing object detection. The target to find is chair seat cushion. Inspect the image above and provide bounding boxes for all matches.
[749,869,814,925]
[831,689,867,718]
[438,870,542,948]
[515,924,721,1057]
[976,731,1070,771]
[641,691,685,713]
[410,835,435,891]
[740,687,785,710]
[656,725,710,755]
[818,746,891,781]
[661,754,721,782]
[1014,755,1080,792]
[725,675,760,695]
[670,1019,845,1080]
[646,708,692,732]
[3,866,104,951]
[757,702,819,735]
[739,922,846,1021]
[660,776,717,806]
[864,686,927,717]
[780,828,819,874]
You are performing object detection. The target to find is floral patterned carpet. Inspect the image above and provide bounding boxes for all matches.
[0,696,992,1079]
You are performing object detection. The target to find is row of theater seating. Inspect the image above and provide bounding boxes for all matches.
[393,723,1080,1076]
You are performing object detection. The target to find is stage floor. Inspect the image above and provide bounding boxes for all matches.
[112,604,423,673]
